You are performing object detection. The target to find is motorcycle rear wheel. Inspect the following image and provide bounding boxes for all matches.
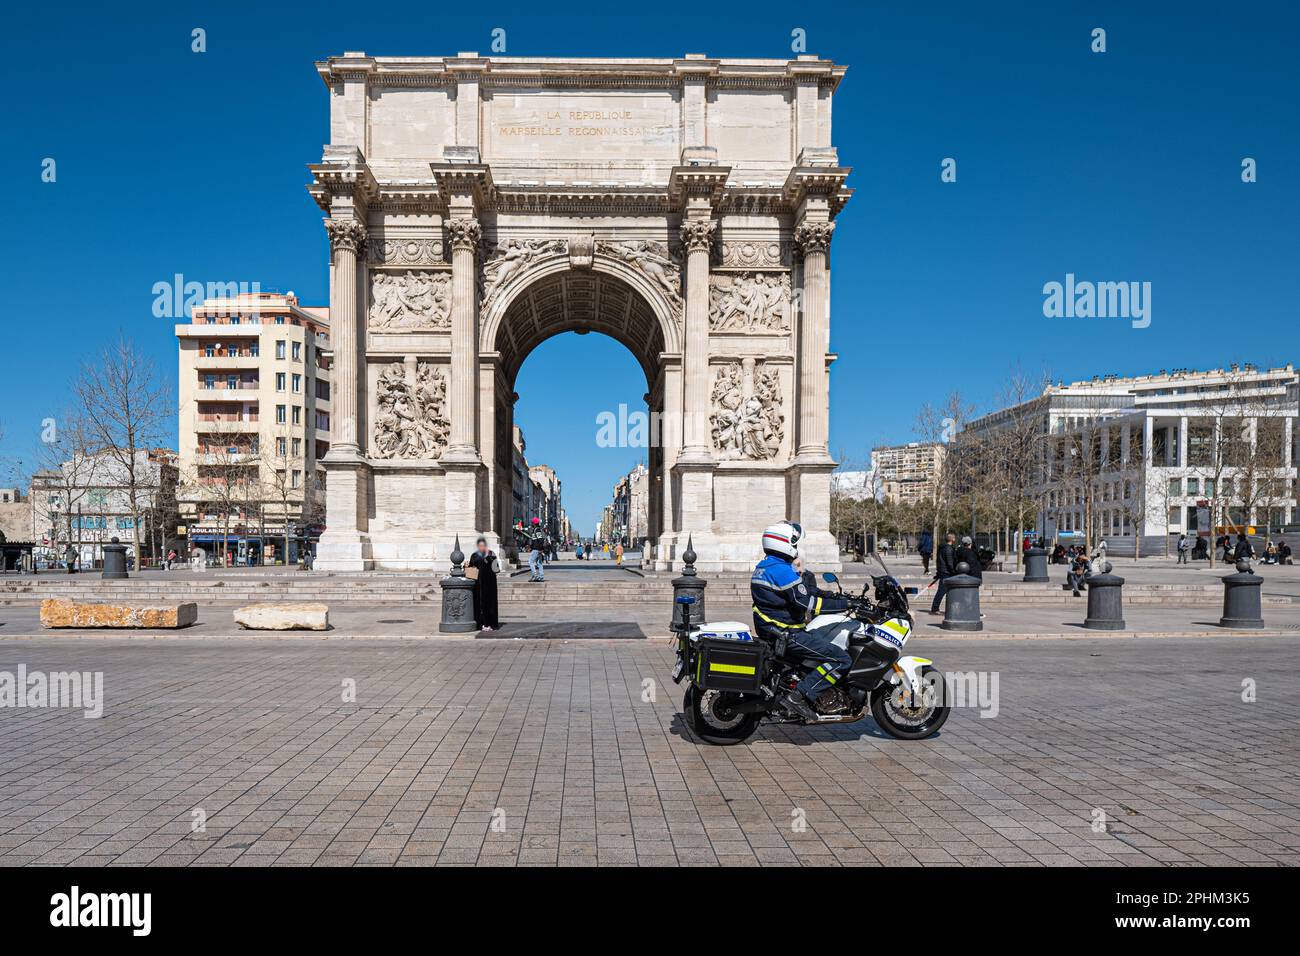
[870,665,950,740]
[683,686,760,745]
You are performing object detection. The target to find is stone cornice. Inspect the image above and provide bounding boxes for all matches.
[315,53,847,93]
[307,149,380,211]
[430,163,496,209]
[782,166,853,219]
[667,165,732,208]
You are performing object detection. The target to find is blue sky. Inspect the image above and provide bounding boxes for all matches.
[4,1,1297,536]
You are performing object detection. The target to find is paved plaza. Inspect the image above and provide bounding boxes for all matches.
[2,633,1298,866]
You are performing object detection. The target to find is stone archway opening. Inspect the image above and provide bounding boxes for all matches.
[487,269,671,558]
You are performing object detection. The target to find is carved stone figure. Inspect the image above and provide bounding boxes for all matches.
[710,362,784,460]
[481,238,567,305]
[372,362,450,460]
[368,273,451,331]
[597,240,681,302]
[708,273,792,331]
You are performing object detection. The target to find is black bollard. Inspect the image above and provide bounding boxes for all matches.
[1083,562,1125,630]
[1220,559,1264,629]
[102,537,129,580]
[1023,547,1049,583]
[671,535,707,631]
[940,562,983,631]
[439,536,478,633]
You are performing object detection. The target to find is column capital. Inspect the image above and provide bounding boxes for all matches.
[793,221,835,256]
[324,217,368,254]
[445,216,482,252]
[679,219,717,253]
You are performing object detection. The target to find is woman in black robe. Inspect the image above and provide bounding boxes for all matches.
[469,537,500,630]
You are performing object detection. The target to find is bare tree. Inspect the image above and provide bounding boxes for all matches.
[916,392,973,553]
[31,412,100,567]
[76,336,171,567]
[181,444,260,565]
[261,425,307,566]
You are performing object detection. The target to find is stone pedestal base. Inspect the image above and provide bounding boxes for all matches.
[315,453,372,571]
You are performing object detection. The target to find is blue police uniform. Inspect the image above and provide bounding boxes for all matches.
[751,554,851,704]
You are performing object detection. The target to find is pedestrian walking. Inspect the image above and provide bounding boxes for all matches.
[918,530,933,575]
[166,548,177,571]
[928,533,958,615]
[615,542,624,566]
[1233,532,1255,570]
[1177,533,1190,564]
[468,537,500,630]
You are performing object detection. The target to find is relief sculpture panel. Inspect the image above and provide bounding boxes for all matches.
[710,361,785,461]
[708,272,791,331]
[372,362,450,460]
[369,273,451,331]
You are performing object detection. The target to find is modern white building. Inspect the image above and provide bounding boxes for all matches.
[966,365,1299,553]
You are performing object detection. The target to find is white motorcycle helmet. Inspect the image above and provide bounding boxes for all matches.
[761,521,803,560]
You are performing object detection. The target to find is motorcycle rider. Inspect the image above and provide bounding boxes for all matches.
[751,521,851,722]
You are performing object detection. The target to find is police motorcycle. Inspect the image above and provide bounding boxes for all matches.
[670,554,950,745]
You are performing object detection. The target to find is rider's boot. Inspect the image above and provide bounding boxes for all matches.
[780,690,819,722]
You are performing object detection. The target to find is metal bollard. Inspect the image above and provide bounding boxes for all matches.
[940,562,983,631]
[1083,562,1125,630]
[439,536,478,633]
[671,535,707,631]
[1220,558,1264,629]
[102,537,129,580]
[1023,547,1049,583]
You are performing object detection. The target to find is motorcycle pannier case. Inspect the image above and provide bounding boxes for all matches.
[693,637,766,694]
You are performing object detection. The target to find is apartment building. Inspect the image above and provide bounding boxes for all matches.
[870,442,945,505]
[176,292,330,563]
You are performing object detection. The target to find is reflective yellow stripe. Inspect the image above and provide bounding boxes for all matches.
[813,596,823,615]
[709,662,756,675]
[752,607,805,629]
[879,619,909,638]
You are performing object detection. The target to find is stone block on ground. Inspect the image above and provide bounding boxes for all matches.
[234,602,330,631]
[40,598,198,629]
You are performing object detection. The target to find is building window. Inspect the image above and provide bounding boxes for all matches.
[1168,477,1182,497]
[292,342,301,361]
[276,405,286,424]
[250,343,259,357]
[275,340,286,360]
[291,438,301,456]
[1186,477,1199,495]
[276,372,286,391]
[276,437,286,456]
[291,470,301,489]
[275,316,285,325]
[1169,506,1181,526]
[292,406,301,425]
[291,373,301,393]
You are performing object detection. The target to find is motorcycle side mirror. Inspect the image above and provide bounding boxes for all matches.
[821,572,839,584]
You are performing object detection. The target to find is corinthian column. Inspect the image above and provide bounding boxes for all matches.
[794,220,834,460]
[444,216,482,462]
[678,218,716,462]
[324,217,367,455]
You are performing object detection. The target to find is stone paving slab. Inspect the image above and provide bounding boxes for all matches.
[0,634,1297,866]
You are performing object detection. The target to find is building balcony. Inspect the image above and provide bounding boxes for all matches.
[195,386,261,401]
[176,323,262,338]
[193,354,261,370]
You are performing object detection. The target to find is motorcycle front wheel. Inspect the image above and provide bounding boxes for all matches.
[683,686,760,745]
[870,665,950,740]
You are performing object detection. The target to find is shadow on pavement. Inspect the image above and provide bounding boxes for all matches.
[476,621,646,639]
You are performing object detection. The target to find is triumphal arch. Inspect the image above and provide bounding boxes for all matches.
[308,52,850,571]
